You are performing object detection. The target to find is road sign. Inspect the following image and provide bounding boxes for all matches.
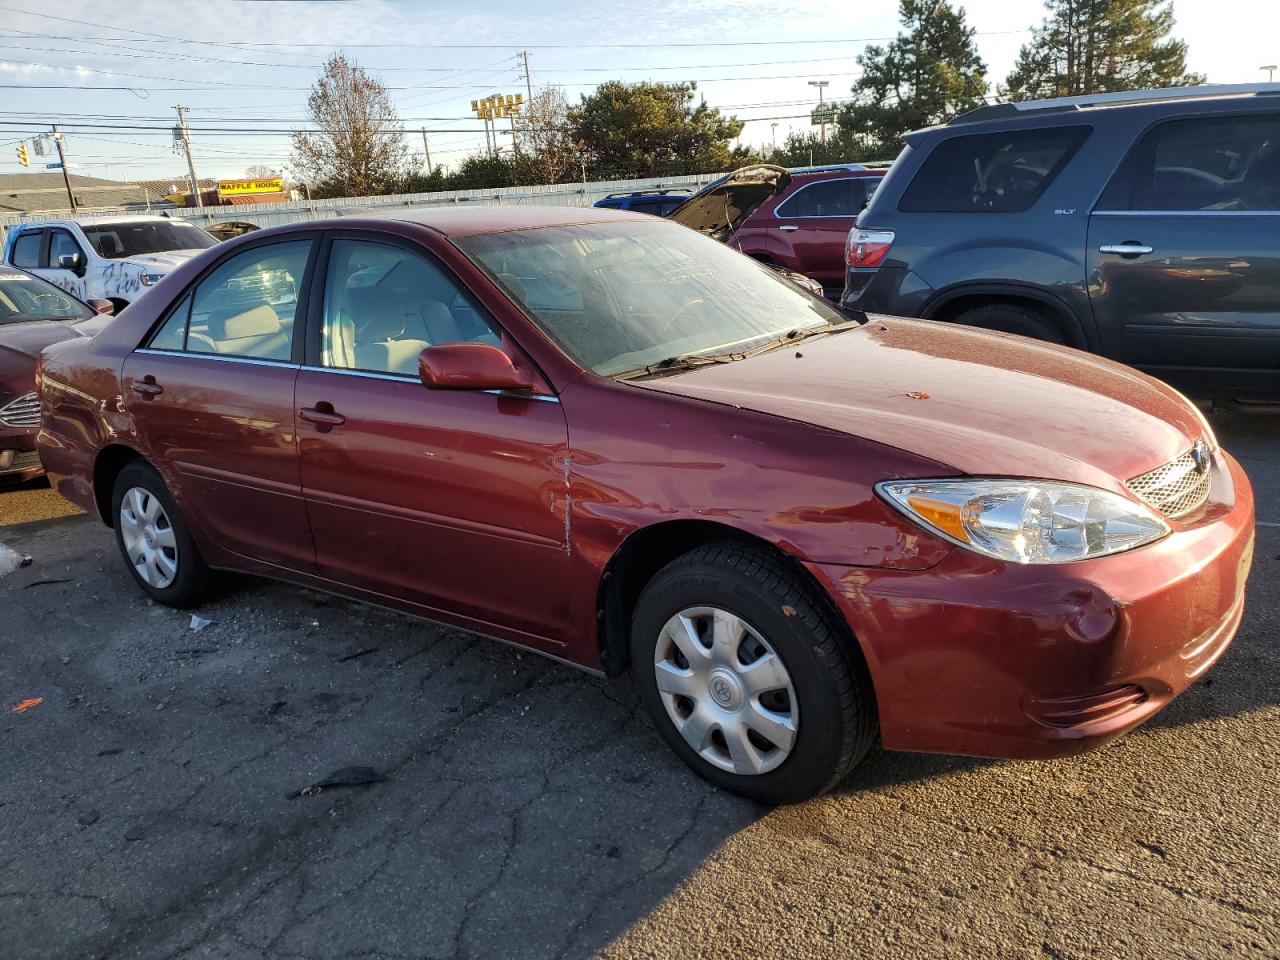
[811,105,837,126]
[45,161,64,169]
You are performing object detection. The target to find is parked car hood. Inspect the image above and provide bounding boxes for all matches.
[632,316,1206,490]
[666,164,790,242]
[0,319,85,402]
[120,250,203,272]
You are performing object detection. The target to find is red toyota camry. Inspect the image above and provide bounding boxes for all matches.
[36,208,1254,804]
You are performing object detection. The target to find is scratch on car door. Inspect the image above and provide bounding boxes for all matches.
[562,455,572,554]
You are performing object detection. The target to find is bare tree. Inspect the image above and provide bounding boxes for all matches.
[514,86,578,184]
[291,54,410,198]
[244,164,281,179]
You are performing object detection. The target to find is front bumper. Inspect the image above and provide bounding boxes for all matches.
[806,450,1255,760]
[0,426,42,481]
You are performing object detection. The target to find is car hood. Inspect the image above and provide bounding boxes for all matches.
[120,249,204,272]
[0,319,85,402]
[666,164,790,242]
[632,316,1206,491]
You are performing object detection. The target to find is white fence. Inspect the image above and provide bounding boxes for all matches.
[0,174,724,231]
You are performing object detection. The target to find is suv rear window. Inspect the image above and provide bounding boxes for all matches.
[900,126,1090,213]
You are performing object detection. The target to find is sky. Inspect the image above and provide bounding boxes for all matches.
[1,0,1278,185]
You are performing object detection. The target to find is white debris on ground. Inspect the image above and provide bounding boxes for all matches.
[190,614,213,632]
[0,544,31,579]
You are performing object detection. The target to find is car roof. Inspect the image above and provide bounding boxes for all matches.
[941,83,1280,131]
[14,215,189,229]
[372,205,656,238]
[786,163,892,177]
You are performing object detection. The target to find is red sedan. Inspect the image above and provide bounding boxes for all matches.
[36,208,1254,804]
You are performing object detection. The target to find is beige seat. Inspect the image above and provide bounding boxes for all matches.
[346,286,429,375]
[205,304,288,358]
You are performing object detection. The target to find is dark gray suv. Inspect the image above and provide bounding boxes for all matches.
[843,84,1280,397]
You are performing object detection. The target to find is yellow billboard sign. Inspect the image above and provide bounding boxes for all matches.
[217,177,284,197]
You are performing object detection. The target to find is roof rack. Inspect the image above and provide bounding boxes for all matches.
[786,163,891,175]
[950,83,1280,125]
[599,188,687,200]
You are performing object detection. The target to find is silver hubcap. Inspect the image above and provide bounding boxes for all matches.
[119,487,179,589]
[654,606,798,776]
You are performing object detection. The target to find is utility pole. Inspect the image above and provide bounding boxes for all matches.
[519,51,534,106]
[173,105,204,210]
[421,127,434,175]
[50,126,77,214]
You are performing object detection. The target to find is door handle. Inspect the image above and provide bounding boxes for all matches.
[130,377,163,399]
[299,404,345,431]
[1098,242,1154,256]
[778,225,800,232]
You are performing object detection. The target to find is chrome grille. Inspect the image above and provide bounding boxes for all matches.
[1126,445,1212,519]
[0,392,40,428]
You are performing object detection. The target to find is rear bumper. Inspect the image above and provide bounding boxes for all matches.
[806,450,1255,760]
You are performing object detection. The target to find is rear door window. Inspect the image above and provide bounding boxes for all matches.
[1124,113,1280,211]
[900,126,1090,213]
[777,178,876,218]
[11,231,43,268]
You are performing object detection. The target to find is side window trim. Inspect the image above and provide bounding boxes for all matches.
[775,179,862,219]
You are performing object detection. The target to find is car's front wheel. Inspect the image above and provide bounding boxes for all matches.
[111,461,213,608]
[630,542,876,804]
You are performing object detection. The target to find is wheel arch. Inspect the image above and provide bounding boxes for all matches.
[922,283,1092,350]
[93,443,146,527]
[595,519,868,683]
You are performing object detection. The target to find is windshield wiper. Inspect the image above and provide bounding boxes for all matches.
[616,351,744,380]
[740,319,864,358]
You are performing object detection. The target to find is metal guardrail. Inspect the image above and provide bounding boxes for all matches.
[0,173,726,230]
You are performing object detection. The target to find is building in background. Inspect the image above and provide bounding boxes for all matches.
[0,173,146,215]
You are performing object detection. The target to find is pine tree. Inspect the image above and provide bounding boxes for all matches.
[1003,0,1204,101]
[835,0,988,158]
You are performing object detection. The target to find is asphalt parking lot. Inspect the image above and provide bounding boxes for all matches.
[1,405,1277,960]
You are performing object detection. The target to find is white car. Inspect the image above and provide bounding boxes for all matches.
[2,216,217,312]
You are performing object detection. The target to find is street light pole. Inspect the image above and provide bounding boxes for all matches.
[808,80,830,145]
[1263,64,1278,82]
[771,122,778,150]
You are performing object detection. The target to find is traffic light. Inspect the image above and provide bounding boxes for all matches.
[16,141,28,167]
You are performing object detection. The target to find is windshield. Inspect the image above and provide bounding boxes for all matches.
[457,219,846,376]
[81,220,217,259]
[0,270,93,324]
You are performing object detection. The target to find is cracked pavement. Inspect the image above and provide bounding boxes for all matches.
[1,405,1277,960]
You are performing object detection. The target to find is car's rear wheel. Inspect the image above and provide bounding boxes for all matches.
[953,303,1067,344]
[630,541,876,804]
[112,461,212,608]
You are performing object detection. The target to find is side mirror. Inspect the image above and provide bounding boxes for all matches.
[87,298,115,316]
[58,252,85,276]
[418,343,536,392]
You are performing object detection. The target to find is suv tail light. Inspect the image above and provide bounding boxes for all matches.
[846,228,895,268]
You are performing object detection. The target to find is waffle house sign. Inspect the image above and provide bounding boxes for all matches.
[217,177,285,198]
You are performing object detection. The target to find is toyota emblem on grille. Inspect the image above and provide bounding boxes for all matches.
[1191,439,1211,475]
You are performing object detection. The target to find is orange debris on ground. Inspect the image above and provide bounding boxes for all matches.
[11,697,43,713]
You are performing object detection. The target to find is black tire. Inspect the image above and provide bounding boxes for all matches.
[630,541,876,804]
[952,303,1067,344]
[111,460,214,608]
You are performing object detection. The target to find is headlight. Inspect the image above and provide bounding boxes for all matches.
[877,479,1170,564]
[139,273,164,287]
